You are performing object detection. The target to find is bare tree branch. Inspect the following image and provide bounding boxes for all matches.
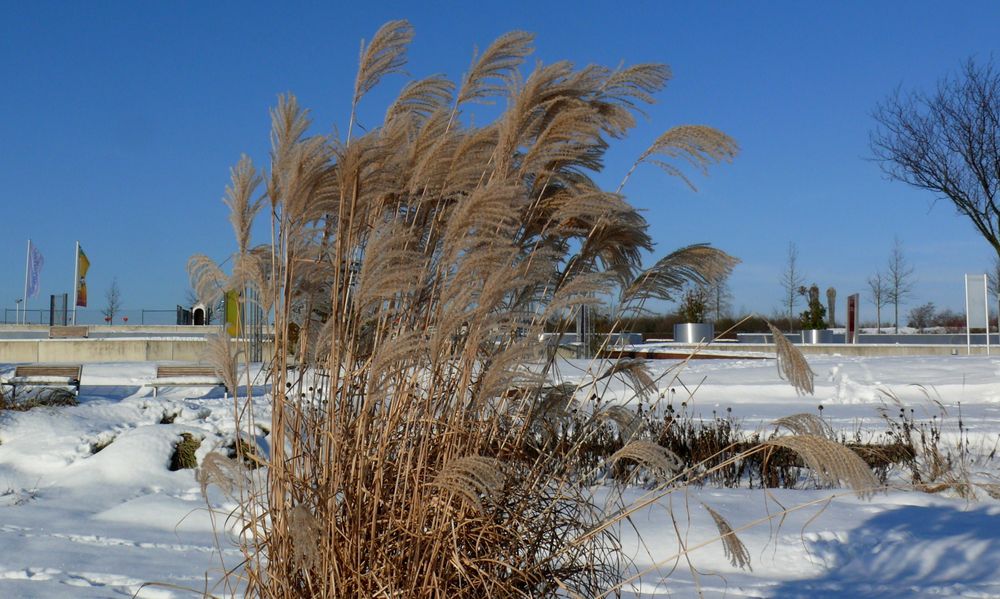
[872,58,1000,259]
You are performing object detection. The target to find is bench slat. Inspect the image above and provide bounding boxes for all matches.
[14,366,82,379]
[156,366,218,377]
[149,365,224,397]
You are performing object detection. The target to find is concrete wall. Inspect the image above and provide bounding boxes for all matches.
[0,338,274,364]
[703,342,992,357]
[737,332,1000,345]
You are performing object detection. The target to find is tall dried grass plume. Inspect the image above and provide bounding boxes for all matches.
[191,20,753,598]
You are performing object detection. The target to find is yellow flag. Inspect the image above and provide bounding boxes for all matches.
[225,290,240,336]
[76,246,90,307]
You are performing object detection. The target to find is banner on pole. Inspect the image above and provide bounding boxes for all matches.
[76,246,91,307]
[27,242,44,299]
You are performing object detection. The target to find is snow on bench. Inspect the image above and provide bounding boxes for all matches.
[1,365,83,395]
[148,365,224,398]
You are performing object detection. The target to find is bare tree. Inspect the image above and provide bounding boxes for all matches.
[886,237,915,332]
[103,278,122,325]
[706,276,733,322]
[908,302,936,333]
[988,256,1000,331]
[780,242,805,331]
[867,272,889,333]
[872,58,1000,261]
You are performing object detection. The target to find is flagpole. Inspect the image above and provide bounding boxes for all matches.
[72,241,79,326]
[23,240,31,325]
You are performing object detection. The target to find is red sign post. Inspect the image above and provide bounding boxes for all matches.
[846,293,859,344]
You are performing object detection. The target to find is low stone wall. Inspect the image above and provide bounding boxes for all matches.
[699,342,991,357]
[0,338,274,363]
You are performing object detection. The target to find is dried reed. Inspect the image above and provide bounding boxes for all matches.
[188,20,763,598]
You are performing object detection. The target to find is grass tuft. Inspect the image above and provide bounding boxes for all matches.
[169,433,201,471]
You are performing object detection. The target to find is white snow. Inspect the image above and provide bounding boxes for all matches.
[0,354,998,597]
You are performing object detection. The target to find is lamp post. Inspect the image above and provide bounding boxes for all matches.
[15,298,22,325]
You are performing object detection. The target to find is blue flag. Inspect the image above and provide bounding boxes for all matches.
[27,242,44,299]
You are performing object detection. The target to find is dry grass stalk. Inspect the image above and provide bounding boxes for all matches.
[767,323,815,395]
[701,503,752,571]
[610,440,683,481]
[202,331,241,396]
[598,405,644,440]
[191,19,747,598]
[765,434,880,497]
[773,413,833,439]
[430,455,506,513]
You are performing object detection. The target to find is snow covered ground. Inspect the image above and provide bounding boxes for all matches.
[0,355,997,597]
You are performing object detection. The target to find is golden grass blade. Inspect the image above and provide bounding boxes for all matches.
[701,503,752,571]
[196,452,246,501]
[223,154,264,255]
[289,504,322,574]
[600,63,672,112]
[457,30,534,104]
[610,440,683,480]
[202,330,241,396]
[628,124,738,192]
[767,323,815,395]
[597,405,643,440]
[353,20,414,105]
[622,244,739,304]
[765,434,880,498]
[386,75,455,124]
[429,456,506,514]
[773,413,834,439]
[187,254,228,306]
[594,358,657,400]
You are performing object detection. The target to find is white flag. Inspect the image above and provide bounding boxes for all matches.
[27,242,44,299]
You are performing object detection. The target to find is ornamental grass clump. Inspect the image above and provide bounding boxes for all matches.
[191,20,761,598]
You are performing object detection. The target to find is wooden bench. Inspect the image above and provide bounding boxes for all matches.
[48,326,89,339]
[1,364,83,395]
[148,365,224,397]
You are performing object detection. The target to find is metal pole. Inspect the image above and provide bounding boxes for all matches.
[22,240,31,325]
[72,241,79,325]
[966,274,972,356]
[985,274,991,356]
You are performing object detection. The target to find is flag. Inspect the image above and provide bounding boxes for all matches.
[225,289,240,336]
[76,246,90,307]
[26,242,44,299]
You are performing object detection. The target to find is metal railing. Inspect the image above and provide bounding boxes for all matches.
[3,308,223,326]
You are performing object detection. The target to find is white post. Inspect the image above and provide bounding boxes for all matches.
[966,274,972,356]
[985,273,992,357]
[71,241,80,326]
[22,240,31,325]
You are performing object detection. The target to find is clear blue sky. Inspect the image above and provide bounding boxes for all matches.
[3,1,999,324]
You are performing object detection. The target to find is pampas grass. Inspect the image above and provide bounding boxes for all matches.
[186,20,880,599]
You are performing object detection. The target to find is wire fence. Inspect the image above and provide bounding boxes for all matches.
[2,308,218,326]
